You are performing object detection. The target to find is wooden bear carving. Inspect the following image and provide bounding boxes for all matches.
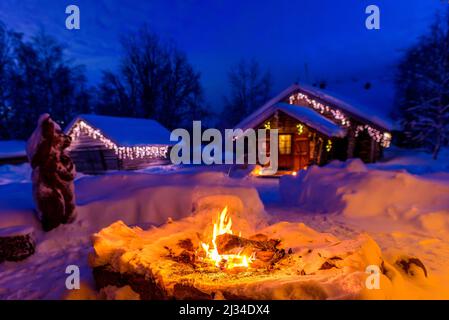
[27,114,77,231]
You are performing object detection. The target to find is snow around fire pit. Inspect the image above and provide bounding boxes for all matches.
[89,198,431,300]
[75,171,268,232]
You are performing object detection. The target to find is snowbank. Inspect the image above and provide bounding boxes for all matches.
[75,171,268,233]
[0,163,31,185]
[280,159,449,234]
[0,170,268,299]
[0,170,267,231]
[371,147,449,175]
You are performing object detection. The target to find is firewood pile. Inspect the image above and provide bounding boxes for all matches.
[0,226,35,263]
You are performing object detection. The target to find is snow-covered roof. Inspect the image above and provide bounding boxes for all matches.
[66,114,173,146]
[298,84,394,131]
[236,101,345,137]
[275,103,346,137]
[235,83,393,133]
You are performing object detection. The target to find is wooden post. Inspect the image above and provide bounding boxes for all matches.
[347,128,355,159]
[369,139,376,163]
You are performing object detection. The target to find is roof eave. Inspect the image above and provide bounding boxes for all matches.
[65,115,173,147]
[234,84,301,130]
[297,85,392,132]
[276,107,346,138]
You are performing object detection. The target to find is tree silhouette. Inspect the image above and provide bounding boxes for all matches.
[96,26,208,129]
[221,59,272,128]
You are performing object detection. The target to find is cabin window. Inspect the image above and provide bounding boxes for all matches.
[279,134,292,155]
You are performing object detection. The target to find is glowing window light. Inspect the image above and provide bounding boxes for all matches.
[382,132,392,148]
[69,120,169,160]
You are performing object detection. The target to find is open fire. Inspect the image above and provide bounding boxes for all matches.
[89,201,415,300]
[200,207,255,269]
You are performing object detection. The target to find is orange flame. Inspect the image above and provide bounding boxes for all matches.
[201,207,254,269]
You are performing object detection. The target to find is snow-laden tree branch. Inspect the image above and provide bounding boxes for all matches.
[396,10,449,160]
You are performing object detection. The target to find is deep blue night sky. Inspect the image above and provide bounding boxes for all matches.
[0,0,445,120]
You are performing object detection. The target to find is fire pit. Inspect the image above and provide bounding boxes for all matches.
[198,207,285,271]
[89,198,403,300]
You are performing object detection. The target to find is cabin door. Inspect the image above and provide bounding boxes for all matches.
[293,137,310,171]
[278,134,294,170]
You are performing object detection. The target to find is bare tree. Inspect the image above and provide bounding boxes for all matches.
[0,24,90,139]
[96,26,208,129]
[0,22,20,139]
[95,71,133,117]
[222,59,272,127]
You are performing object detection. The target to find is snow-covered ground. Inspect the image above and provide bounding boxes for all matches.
[0,148,449,299]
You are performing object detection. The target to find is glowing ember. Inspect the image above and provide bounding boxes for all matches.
[200,207,254,269]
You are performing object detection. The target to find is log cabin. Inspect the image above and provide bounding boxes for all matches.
[65,114,173,174]
[235,83,393,174]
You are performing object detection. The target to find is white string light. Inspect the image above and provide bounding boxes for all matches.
[288,92,391,148]
[355,125,391,148]
[69,120,169,160]
[289,92,350,127]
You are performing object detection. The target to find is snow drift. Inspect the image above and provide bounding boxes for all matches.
[75,171,268,232]
[0,170,268,299]
[280,159,449,234]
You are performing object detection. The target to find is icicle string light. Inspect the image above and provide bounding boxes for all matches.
[289,92,391,148]
[69,120,169,160]
[289,92,350,127]
[355,125,392,148]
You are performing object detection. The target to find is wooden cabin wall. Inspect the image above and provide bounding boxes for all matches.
[256,111,338,171]
[70,149,119,174]
[353,131,382,163]
[70,148,171,173]
[68,129,172,173]
[68,131,118,173]
[332,137,349,162]
[69,132,105,149]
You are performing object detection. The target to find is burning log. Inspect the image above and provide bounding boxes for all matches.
[215,233,280,254]
[215,233,285,266]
